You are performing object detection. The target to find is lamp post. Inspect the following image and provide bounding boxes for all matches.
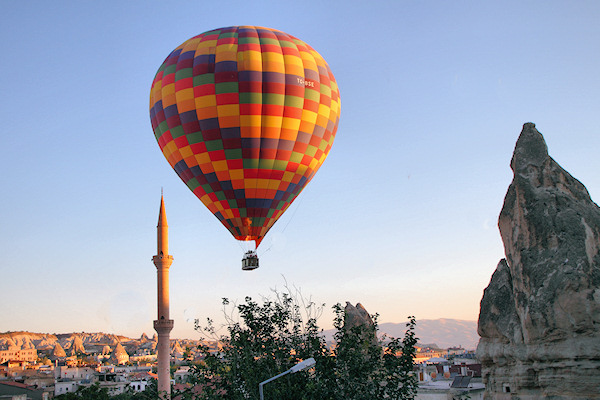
[258,358,316,400]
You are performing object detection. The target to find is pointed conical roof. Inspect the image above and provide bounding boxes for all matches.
[158,195,168,226]
[156,194,170,257]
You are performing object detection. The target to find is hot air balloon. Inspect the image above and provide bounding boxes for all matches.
[149,26,340,270]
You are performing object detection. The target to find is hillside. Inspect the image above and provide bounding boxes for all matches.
[380,319,479,349]
[322,318,479,350]
[1,318,479,353]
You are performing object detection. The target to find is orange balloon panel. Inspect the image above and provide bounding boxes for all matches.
[150,26,340,247]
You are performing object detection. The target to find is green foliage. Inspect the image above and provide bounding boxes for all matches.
[118,378,159,400]
[183,346,193,363]
[180,292,324,400]
[175,287,418,400]
[450,391,472,400]
[326,306,418,400]
[55,383,110,400]
[54,380,158,400]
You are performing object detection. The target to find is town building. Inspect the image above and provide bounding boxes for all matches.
[0,348,37,364]
[0,381,49,400]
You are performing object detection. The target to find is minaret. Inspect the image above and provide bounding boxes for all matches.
[153,194,174,399]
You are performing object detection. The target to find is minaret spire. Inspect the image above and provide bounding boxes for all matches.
[157,194,168,257]
[153,194,174,399]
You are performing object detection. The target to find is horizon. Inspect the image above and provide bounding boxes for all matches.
[2,1,599,339]
[1,317,480,350]
[1,316,478,337]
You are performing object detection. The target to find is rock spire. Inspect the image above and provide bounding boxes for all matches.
[52,343,66,358]
[344,302,378,345]
[110,342,129,365]
[477,123,600,399]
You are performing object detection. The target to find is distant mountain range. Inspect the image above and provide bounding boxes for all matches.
[382,318,479,349]
[1,319,479,354]
[323,318,479,350]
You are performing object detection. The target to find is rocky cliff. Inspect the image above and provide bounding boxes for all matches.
[477,123,600,399]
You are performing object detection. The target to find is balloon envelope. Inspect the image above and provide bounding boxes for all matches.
[150,26,340,247]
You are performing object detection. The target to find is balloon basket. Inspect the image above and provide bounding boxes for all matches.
[242,250,259,271]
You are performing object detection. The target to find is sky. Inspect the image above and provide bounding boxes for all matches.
[2,1,599,340]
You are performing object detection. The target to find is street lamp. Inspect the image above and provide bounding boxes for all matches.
[258,358,316,400]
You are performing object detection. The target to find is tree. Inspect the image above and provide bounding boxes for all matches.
[326,305,418,400]
[54,380,159,400]
[54,383,110,400]
[182,346,193,363]
[175,286,418,400]
[114,379,159,400]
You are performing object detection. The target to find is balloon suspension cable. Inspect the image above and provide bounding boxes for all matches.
[261,239,274,255]
[260,195,306,255]
[236,239,246,252]
[237,238,257,254]
[280,193,305,233]
[262,244,273,254]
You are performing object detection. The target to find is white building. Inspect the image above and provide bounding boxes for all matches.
[174,366,191,383]
[54,380,79,396]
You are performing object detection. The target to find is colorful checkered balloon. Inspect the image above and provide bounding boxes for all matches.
[150,26,341,247]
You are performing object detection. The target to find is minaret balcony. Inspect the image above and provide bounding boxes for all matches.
[154,319,174,333]
[152,255,173,262]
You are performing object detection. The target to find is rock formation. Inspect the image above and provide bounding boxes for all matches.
[344,302,377,345]
[171,340,184,358]
[1,338,17,350]
[477,123,600,399]
[71,335,86,354]
[344,302,374,329]
[52,343,66,358]
[0,330,206,363]
[110,342,129,365]
[110,335,120,346]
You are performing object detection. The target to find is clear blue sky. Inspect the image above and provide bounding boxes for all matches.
[2,1,599,339]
